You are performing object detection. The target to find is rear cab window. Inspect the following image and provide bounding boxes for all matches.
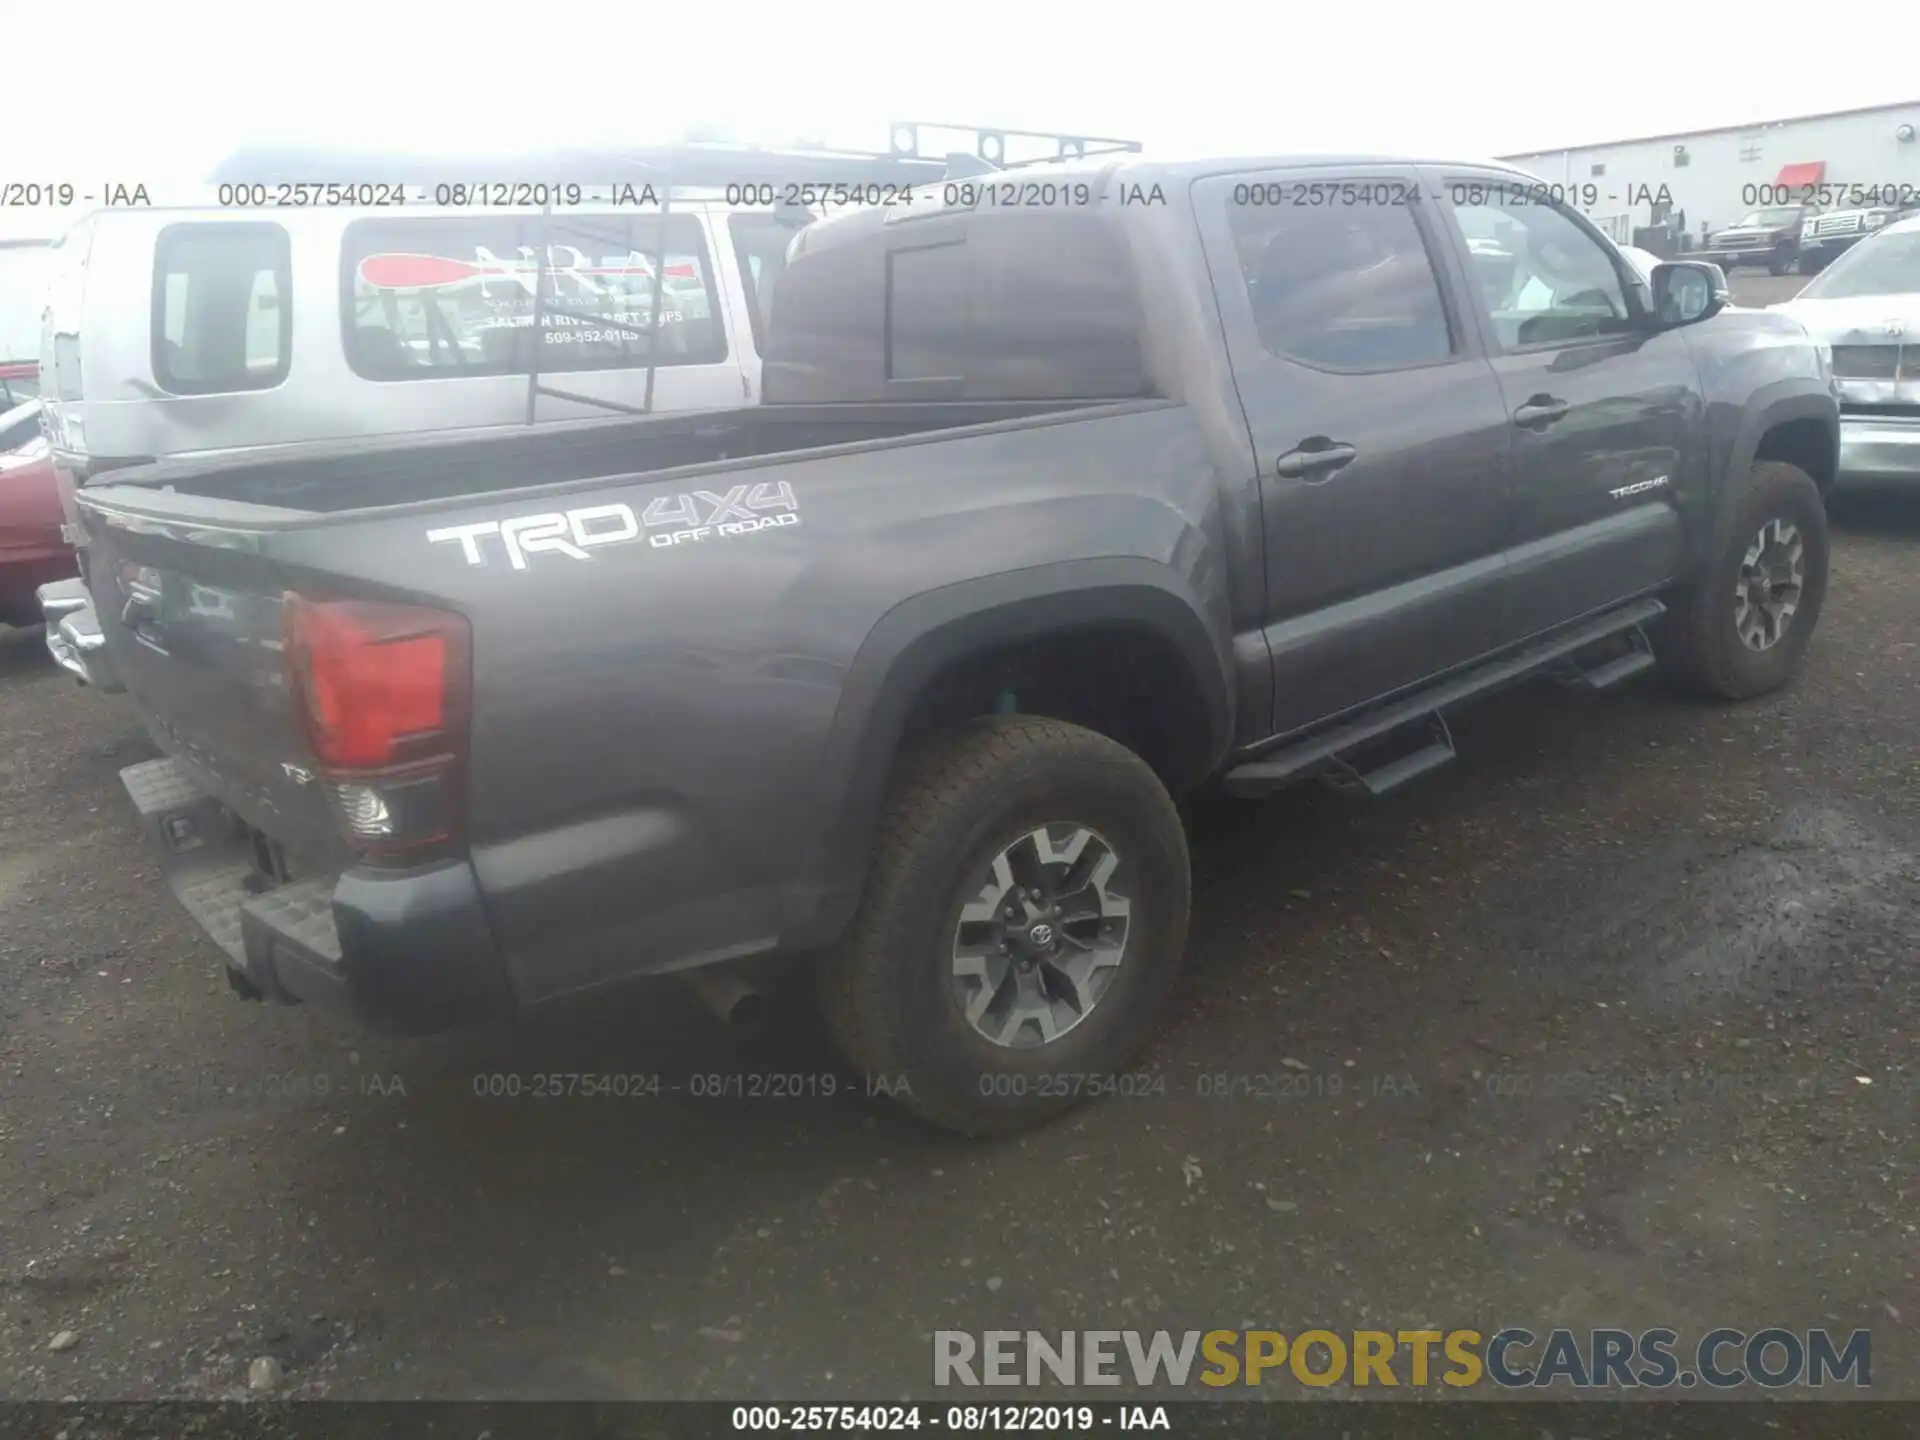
[338,212,727,380]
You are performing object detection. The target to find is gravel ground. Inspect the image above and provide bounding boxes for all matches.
[2,420,1915,1399]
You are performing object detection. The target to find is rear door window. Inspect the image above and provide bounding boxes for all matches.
[339,213,727,380]
[151,223,292,394]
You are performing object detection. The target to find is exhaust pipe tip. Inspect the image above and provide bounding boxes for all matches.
[683,965,771,1034]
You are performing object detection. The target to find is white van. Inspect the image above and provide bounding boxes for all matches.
[37,196,808,479]
[32,197,807,687]
[34,126,1128,491]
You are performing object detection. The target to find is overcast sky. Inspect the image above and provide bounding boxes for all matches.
[3,0,1913,236]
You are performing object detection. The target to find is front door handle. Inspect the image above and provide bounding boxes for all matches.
[1512,395,1571,429]
[1275,439,1357,480]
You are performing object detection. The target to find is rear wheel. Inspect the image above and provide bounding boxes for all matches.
[819,715,1190,1137]
[1656,460,1828,700]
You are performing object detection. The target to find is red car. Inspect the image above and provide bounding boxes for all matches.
[0,357,36,410]
[0,398,74,629]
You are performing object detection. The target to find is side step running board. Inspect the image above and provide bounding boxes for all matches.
[1323,714,1456,798]
[1224,598,1665,799]
[1558,624,1656,692]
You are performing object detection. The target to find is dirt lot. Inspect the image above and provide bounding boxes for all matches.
[2,297,1915,1398]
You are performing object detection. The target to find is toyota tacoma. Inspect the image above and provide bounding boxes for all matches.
[69,155,1839,1135]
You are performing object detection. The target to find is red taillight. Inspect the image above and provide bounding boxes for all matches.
[283,596,466,771]
[283,595,470,859]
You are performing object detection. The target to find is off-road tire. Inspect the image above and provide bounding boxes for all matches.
[819,715,1190,1137]
[1656,460,1828,700]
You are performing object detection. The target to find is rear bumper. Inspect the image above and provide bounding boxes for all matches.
[121,754,515,1034]
[1837,413,1920,484]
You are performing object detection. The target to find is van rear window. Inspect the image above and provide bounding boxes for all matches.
[339,213,727,381]
[151,223,292,395]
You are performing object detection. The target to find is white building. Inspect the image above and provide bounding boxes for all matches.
[1500,100,1920,243]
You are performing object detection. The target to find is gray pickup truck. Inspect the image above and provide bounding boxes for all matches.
[72,154,1840,1135]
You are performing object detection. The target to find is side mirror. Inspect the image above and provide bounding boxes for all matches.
[1649,261,1729,328]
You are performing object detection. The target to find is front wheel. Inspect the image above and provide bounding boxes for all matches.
[1767,248,1794,277]
[818,715,1191,1136]
[1656,460,1829,700]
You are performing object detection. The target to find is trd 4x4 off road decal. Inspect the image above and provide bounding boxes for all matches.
[426,482,799,569]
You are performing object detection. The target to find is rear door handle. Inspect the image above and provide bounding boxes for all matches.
[1275,440,1357,480]
[1512,395,1571,429]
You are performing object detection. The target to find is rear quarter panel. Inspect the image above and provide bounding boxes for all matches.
[445,403,1231,1002]
[96,404,1235,1005]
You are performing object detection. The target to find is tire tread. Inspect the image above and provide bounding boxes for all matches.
[819,715,1186,1136]
[1658,460,1827,701]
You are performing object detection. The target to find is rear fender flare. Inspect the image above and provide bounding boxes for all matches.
[792,557,1233,948]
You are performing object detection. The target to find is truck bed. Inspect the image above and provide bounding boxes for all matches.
[92,400,1111,516]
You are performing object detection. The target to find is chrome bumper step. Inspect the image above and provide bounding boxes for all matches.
[120,756,343,998]
[37,580,123,691]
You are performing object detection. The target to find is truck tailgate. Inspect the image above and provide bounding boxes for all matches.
[78,505,352,872]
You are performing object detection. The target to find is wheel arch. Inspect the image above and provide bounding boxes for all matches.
[1732,387,1840,498]
[791,558,1234,950]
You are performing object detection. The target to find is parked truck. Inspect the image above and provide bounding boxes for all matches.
[66,154,1839,1135]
